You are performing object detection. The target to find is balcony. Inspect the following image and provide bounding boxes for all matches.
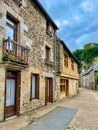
[2,37,30,67]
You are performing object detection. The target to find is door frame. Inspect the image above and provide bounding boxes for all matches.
[45,77,53,105]
[4,69,21,120]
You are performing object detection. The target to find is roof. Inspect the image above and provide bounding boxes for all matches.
[81,63,98,76]
[94,63,98,71]
[56,37,80,65]
[32,0,58,30]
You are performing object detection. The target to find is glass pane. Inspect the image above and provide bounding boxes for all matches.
[6,79,15,106]
[6,26,15,40]
[32,75,36,98]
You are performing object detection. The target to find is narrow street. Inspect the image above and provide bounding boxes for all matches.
[0,88,98,130]
[64,88,98,130]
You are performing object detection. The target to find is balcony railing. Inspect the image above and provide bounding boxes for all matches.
[2,37,30,66]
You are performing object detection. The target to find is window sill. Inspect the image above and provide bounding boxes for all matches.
[30,98,39,101]
[45,59,54,66]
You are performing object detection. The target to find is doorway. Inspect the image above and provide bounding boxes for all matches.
[5,70,21,118]
[66,79,69,96]
[45,77,53,105]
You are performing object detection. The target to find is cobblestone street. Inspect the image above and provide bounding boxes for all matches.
[0,88,98,130]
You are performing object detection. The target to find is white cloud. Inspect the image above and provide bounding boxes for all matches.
[55,19,69,28]
[81,1,94,12]
[73,15,80,21]
[63,20,69,25]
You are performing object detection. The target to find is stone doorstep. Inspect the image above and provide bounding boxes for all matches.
[5,115,17,121]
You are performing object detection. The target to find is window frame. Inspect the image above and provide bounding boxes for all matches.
[30,73,39,100]
[60,78,66,92]
[64,53,68,67]
[46,20,53,37]
[71,59,74,70]
[6,15,18,42]
[45,45,50,61]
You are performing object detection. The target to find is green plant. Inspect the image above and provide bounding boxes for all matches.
[9,55,15,61]
[2,53,8,60]
[18,56,22,62]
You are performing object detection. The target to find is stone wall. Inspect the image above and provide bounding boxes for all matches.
[0,67,5,121]
[68,79,78,97]
[82,70,95,89]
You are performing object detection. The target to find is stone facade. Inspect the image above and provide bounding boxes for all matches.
[80,63,98,90]
[56,37,79,99]
[0,0,58,121]
[0,0,80,122]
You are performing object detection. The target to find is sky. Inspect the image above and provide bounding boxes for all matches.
[40,0,98,51]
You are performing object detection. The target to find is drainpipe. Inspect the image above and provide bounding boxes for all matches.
[54,30,57,101]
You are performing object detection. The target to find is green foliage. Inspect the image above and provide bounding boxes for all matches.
[2,53,8,60]
[95,57,98,63]
[18,56,22,62]
[73,42,98,66]
[73,49,83,63]
[95,72,98,85]
[9,55,15,61]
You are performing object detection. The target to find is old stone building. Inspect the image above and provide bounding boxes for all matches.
[0,0,58,121]
[80,63,98,90]
[56,37,79,99]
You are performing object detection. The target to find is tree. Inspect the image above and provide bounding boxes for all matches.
[73,49,83,63]
[73,42,98,65]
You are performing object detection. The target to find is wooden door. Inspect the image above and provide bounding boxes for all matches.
[45,77,53,105]
[5,78,16,118]
[66,79,69,96]
[5,70,21,118]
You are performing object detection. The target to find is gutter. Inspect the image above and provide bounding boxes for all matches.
[54,30,57,101]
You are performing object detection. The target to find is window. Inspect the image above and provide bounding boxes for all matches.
[64,54,68,67]
[5,15,18,53]
[45,46,50,60]
[46,20,53,37]
[60,78,66,92]
[71,59,74,70]
[31,74,39,100]
[46,20,50,31]
[6,15,17,41]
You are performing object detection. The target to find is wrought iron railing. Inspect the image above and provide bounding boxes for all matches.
[2,37,30,66]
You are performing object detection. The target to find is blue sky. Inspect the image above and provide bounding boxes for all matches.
[40,0,98,51]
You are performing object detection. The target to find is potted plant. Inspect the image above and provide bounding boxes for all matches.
[9,55,15,61]
[2,53,8,61]
[18,56,22,62]
[25,61,29,65]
